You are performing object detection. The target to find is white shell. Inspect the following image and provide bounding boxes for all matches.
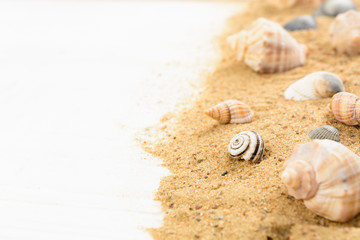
[282,140,360,222]
[227,18,308,73]
[228,131,264,163]
[284,71,345,101]
[329,10,360,55]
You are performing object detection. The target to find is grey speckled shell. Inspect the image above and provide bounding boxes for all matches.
[308,126,340,142]
[284,15,317,32]
[314,0,357,17]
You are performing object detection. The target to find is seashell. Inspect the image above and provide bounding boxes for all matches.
[329,10,360,55]
[205,100,253,124]
[284,71,345,101]
[227,18,308,73]
[314,0,357,17]
[228,131,264,163]
[267,0,326,9]
[329,92,360,125]
[282,140,360,222]
[284,15,317,32]
[308,126,340,142]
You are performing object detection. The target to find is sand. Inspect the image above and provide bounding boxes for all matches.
[143,1,360,239]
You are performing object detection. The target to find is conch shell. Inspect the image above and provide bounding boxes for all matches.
[329,92,360,125]
[228,131,264,163]
[227,18,308,73]
[267,0,325,9]
[205,100,253,124]
[282,140,360,222]
[329,10,360,55]
[284,71,345,101]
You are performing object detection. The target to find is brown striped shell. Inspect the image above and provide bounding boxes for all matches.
[330,10,360,55]
[228,131,264,163]
[329,92,360,125]
[282,140,360,222]
[227,18,308,73]
[204,100,253,124]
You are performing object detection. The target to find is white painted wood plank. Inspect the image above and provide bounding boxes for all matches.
[0,1,243,239]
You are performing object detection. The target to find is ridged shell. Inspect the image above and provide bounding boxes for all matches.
[329,92,360,125]
[308,126,340,142]
[329,10,360,55]
[284,71,345,101]
[204,100,253,124]
[314,0,357,17]
[267,0,325,9]
[282,140,360,222]
[284,15,317,32]
[227,18,308,73]
[228,131,264,163]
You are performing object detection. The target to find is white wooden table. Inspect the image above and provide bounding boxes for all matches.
[0,1,243,239]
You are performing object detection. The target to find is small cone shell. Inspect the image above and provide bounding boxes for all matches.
[227,18,308,73]
[205,100,253,124]
[284,71,345,101]
[329,92,360,125]
[330,10,360,55]
[282,140,360,222]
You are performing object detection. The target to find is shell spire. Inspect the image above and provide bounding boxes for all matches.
[329,92,360,125]
[228,131,264,163]
[205,100,253,124]
[227,18,308,73]
[282,140,360,222]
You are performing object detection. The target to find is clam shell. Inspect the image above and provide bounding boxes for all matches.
[314,0,357,17]
[282,140,360,222]
[284,71,345,101]
[205,100,253,124]
[228,131,264,163]
[308,126,340,142]
[329,10,360,55]
[329,92,360,125]
[227,18,308,73]
[284,15,317,32]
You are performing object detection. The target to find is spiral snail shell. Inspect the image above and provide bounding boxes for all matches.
[282,140,360,222]
[227,18,308,73]
[329,92,360,125]
[284,71,345,101]
[329,10,360,55]
[228,131,264,163]
[205,100,253,124]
